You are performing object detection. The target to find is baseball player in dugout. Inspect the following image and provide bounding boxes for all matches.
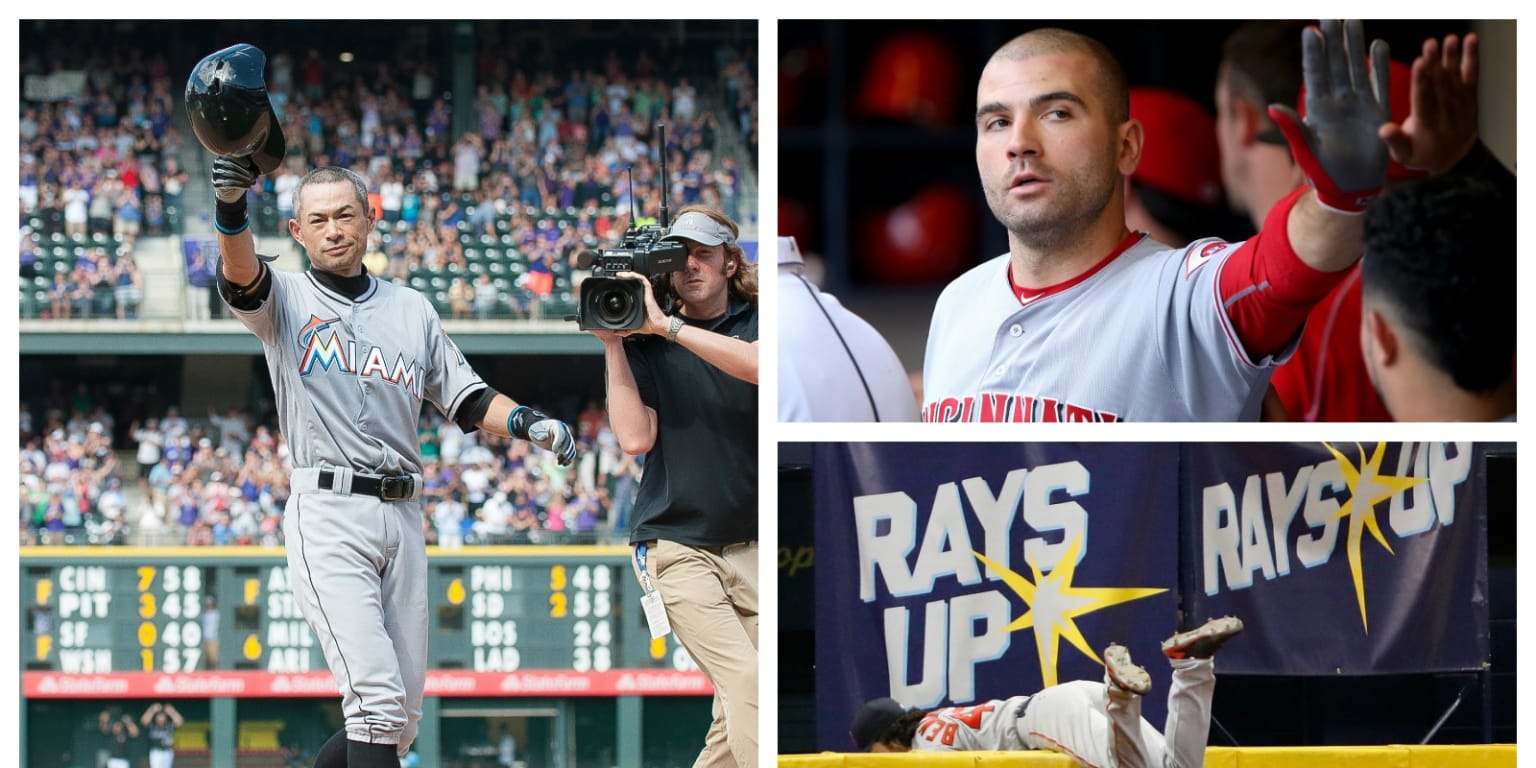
[852,616,1244,766]
[588,206,759,767]
[1216,22,1509,421]
[188,44,578,768]
[924,20,1452,423]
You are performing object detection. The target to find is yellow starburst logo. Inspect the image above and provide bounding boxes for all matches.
[974,533,1165,688]
[1322,442,1427,634]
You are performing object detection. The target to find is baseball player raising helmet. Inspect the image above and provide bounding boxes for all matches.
[188,43,577,768]
[922,21,1392,422]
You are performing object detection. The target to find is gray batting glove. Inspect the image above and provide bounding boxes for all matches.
[211,155,260,205]
[1267,20,1391,213]
[527,418,577,467]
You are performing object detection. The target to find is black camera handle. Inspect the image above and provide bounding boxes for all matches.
[656,123,669,227]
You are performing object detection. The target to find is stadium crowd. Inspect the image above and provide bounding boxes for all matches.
[19,397,641,549]
[20,22,757,322]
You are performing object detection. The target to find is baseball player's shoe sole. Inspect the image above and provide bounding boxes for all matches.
[1162,616,1245,660]
[1104,643,1152,695]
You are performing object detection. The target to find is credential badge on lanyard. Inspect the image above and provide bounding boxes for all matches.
[636,543,671,639]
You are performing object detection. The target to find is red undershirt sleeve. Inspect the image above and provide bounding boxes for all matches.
[1218,185,1355,360]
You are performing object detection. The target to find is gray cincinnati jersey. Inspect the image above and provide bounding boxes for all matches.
[922,236,1287,422]
[228,269,484,473]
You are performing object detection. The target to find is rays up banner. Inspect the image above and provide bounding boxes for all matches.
[1180,441,1489,675]
[812,443,1181,751]
[811,442,1490,751]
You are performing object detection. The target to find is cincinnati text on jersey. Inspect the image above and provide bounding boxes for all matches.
[923,393,1122,423]
[296,314,426,398]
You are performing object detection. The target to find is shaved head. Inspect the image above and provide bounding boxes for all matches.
[989,28,1129,124]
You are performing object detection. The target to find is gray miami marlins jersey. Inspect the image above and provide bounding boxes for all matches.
[912,697,1032,751]
[228,269,484,474]
[922,235,1286,422]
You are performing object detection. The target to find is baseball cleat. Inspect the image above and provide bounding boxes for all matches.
[1162,616,1244,660]
[1104,643,1152,695]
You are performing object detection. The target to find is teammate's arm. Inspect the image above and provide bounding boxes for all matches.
[1379,33,1480,176]
[595,334,659,455]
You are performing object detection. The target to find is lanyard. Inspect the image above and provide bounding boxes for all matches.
[635,542,658,594]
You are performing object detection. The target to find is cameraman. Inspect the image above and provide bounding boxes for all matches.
[589,205,758,767]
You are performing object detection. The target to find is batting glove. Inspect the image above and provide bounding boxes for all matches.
[212,155,260,205]
[1268,20,1392,214]
[508,405,577,467]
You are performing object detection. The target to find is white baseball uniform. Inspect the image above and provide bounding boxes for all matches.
[225,267,486,755]
[922,235,1289,422]
[778,237,919,422]
[915,659,1217,768]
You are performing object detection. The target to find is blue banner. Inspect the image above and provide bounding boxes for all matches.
[813,443,1181,751]
[1181,442,1488,675]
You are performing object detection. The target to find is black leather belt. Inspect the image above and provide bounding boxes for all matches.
[318,470,416,502]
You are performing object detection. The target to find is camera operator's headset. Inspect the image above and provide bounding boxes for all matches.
[779,237,882,421]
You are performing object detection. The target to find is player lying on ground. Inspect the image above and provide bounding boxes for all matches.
[852,616,1243,768]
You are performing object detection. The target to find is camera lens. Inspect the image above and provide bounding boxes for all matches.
[596,288,633,323]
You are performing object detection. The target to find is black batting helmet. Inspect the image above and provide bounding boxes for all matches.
[185,43,285,174]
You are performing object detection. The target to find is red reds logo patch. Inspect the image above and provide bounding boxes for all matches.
[1184,240,1227,278]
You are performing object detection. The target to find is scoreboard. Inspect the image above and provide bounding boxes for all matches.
[21,547,709,698]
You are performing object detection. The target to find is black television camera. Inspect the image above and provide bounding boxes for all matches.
[573,123,688,331]
[575,227,687,330]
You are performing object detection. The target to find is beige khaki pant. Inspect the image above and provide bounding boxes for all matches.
[635,539,758,768]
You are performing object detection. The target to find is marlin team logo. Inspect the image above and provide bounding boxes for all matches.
[297,314,425,397]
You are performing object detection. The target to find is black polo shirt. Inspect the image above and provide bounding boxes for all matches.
[625,298,758,547]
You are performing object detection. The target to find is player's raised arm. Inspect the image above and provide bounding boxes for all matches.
[211,157,262,286]
[1266,20,1391,273]
[185,44,287,289]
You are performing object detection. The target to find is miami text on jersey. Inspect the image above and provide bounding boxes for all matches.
[297,315,425,397]
[923,393,1121,423]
